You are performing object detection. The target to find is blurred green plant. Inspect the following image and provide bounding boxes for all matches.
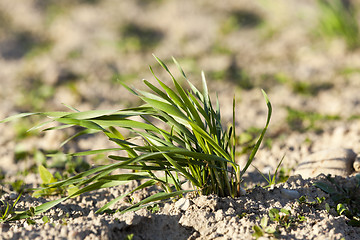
[291,81,333,96]
[118,23,163,52]
[317,0,360,49]
[297,195,329,211]
[1,55,272,221]
[32,165,80,198]
[15,76,55,112]
[220,9,263,35]
[253,207,306,239]
[286,107,340,133]
[252,215,277,239]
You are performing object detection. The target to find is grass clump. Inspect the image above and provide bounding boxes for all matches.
[1,55,272,221]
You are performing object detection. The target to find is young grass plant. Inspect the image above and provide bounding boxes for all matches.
[0,193,22,222]
[253,155,285,189]
[1,55,272,221]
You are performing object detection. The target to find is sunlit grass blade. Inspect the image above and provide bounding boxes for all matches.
[119,190,193,214]
[240,89,272,178]
[0,113,37,123]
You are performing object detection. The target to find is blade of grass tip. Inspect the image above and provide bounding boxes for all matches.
[201,71,209,104]
[140,96,188,120]
[62,103,80,112]
[59,129,96,148]
[8,196,68,221]
[154,78,187,113]
[261,89,272,126]
[187,80,204,102]
[55,118,109,132]
[43,124,76,131]
[27,120,55,132]
[201,71,218,134]
[0,112,37,123]
[171,74,204,129]
[240,90,272,178]
[232,97,236,162]
[63,110,119,120]
[55,148,122,157]
[172,57,187,79]
[12,192,22,209]
[252,163,271,186]
[273,154,285,179]
[109,126,124,139]
[215,93,223,143]
[147,65,177,101]
[143,79,172,103]
[153,54,175,79]
[119,81,139,96]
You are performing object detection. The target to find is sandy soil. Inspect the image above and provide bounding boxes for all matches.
[1,0,360,239]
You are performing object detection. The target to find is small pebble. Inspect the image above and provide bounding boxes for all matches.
[9,193,17,200]
[281,188,300,199]
[174,198,191,211]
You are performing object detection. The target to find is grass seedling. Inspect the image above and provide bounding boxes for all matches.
[32,164,80,198]
[1,55,272,221]
[252,215,277,239]
[253,154,285,188]
[297,195,328,211]
[253,207,306,238]
[0,193,22,222]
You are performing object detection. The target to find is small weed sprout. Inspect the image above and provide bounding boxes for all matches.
[0,193,22,222]
[253,154,285,188]
[253,207,307,239]
[1,55,272,221]
[252,215,277,239]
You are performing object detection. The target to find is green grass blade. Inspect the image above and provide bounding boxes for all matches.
[119,190,193,214]
[240,90,272,178]
[55,118,108,132]
[62,110,119,120]
[96,179,157,213]
[0,113,37,123]
[172,57,187,79]
[161,152,200,187]
[143,79,172,103]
